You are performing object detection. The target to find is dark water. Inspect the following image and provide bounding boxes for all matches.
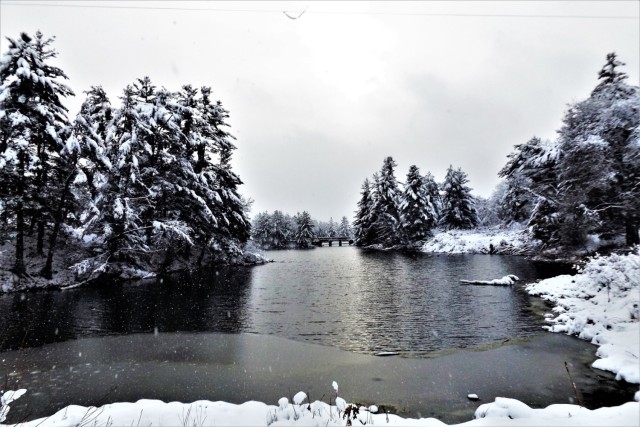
[1,248,637,424]
[0,248,572,355]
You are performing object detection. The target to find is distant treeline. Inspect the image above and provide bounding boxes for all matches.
[251,212,352,249]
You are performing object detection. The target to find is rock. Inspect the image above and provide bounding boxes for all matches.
[468,393,479,401]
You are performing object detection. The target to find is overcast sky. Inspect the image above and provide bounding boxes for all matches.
[1,1,638,221]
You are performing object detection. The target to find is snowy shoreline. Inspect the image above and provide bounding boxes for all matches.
[0,249,270,294]
[2,388,638,427]
[525,249,640,385]
[421,227,541,256]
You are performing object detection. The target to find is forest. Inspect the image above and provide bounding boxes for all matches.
[350,52,639,254]
[0,32,252,286]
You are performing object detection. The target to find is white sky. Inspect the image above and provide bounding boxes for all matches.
[1,1,638,221]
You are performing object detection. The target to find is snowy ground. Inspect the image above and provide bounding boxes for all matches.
[421,226,540,255]
[526,249,640,385]
[2,387,638,427]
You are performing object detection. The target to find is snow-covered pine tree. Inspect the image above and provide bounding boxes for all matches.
[85,85,152,266]
[337,216,352,238]
[198,86,250,255]
[400,165,436,242]
[295,211,315,248]
[556,53,639,246]
[0,31,73,275]
[496,173,534,224]
[352,178,375,246]
[42,87,113,278]
[74,86,112,199]
[327,217,336,237]
[439,165,479,230]
[371,156,404,246]
[422,172,441,222]
[270,210,288,248]
[499,136,561,243]
[251,211,271,248]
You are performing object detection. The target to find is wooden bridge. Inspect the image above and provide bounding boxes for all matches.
[312,236,354,247]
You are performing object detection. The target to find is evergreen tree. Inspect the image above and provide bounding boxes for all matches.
[337,216,352,238]
[352,178,375,246]
[42,87,112,278]
[400,165,437,242]
[74,86,112,199]
[252,211,271,248]
[371,156,404,246]
[197,86,250,254]
[270,210,288,248]
[87,85,151,265]
[440,165,479,229]
[422,172,441,221]
[499,136,561,242]
[327,217,336,237]
[294,211,315,248]
[556,53,639,246]
[0,31,73,275]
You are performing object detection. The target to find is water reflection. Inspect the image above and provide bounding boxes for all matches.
[0,248,572,355]
[0,267,254,351]
[244,248,572,355]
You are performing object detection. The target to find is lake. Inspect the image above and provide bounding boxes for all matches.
[0,248,572,354]
[1,247,635,423]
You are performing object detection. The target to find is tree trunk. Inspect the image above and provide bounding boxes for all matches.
[14,199,26,276]
[42,176,73,279]
[160,245,174,277]
[36,220,45,255]
[14,152,26,276]
[626,220,639,246]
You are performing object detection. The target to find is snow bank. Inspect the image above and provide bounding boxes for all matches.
[422,227,539,255]
[3,391,638,427]
[526,249,640,383]
[474,397,639,426]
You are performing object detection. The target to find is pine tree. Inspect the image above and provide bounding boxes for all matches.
[422,172,441,221]
[0,32,73,275]
[252,211,271,248]
[499,136,561,242]
[372,156,404,246]
[74,86,113,199]
[440,165,479,229]
[556,53,639,246]
[294,211,315,248]
[400,165,437,242]
[327,217,336,237]
[88,85,151,265]
[42,87,112,278]
[270,210,288,248]
[337,216,352,238]
[352,178,375,246]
